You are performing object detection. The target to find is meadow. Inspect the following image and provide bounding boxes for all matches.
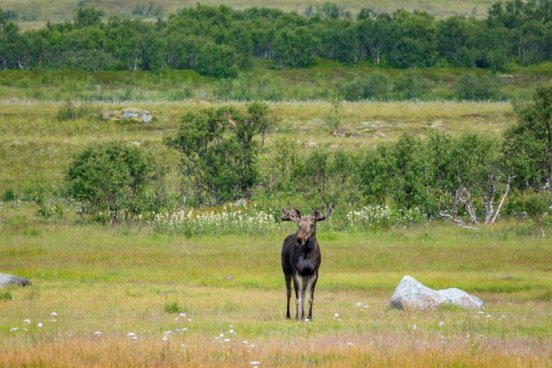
[0,98,515,195]
[1,94,551,366]
[1,0,496,29]
[1,205,551,367]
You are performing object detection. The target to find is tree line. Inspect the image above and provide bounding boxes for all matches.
[63,84,552,229]
[1,1,552,77]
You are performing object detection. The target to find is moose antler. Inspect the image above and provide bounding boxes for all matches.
[281,208,302,222]
[313,203,334,222]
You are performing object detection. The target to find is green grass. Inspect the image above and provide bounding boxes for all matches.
[0,209,551,366]
[0,99,516,195]
[2,0,496,28]
[0,63,550,102]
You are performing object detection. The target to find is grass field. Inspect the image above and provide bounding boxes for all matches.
[1,0,496,29]
[1,72,551,365]
[0,99,515,195]
[0,205,551,366]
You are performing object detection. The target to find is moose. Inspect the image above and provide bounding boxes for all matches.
[280,204,334,321]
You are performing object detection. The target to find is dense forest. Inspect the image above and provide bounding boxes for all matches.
[1,0,552,77]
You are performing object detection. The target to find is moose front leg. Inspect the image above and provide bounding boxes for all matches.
[307,272,318,321]
[292,273,301,320]
[300,276,310,320]
[284,273,292,319]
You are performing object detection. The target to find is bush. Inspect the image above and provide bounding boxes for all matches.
[1,188,17,202]
[392,70,430,100]
[66,142,159,223]
[323,95,343,133]
[57,100,97,121]
[340,73,389,101]
[194,43,239,78]
[164,302,182,314]
[166,103,273,205]
[455,74,499,101]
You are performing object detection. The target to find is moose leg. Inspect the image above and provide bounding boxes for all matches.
[285,273,292,319]
[307,272,318,321]
[292,273,301,320]
[300,276,309,320]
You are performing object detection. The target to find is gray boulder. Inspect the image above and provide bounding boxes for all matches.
[101,108,153,124]
[390,275,484,310]
[0,273,31,288]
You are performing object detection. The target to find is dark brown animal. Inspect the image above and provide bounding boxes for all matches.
[281,204,334,321]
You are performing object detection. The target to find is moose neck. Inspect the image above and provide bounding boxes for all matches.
[296,233,317,251]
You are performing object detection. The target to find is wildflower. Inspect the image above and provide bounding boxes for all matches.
[37,322,43,328]
[412,324,417,330]
[128,332,137,338]
[94,331,102,337]
[224,338,231,343]
[250,361,260,366]
[346,342,354,346]
[50,312,58,317]
[163,330,173,335]
[23,319,31,324]
[162,336,169,342]
[438,321,445,327]
[10,328,18,332]
[179,312,187,317]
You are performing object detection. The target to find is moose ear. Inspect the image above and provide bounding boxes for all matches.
[314,204,334,222]
[281,208,301,222]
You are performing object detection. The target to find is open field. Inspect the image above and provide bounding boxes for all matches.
[0,207,551,366]
[0,99,515,195]
[1,63,550,102]
[1,0,496,29]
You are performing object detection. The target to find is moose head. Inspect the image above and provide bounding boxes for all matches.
[281,204,334,246]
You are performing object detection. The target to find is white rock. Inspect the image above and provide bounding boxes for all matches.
[0,273,31,288]
[390,275,484,310]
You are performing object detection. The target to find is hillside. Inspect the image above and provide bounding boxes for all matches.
[1,0,495,28]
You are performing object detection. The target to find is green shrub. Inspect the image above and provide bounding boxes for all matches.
[392,70,430,100]
[0,291,12,302]
[455,74,499,101]
[340,73,389,101]
[56,100,97,121]
[194,43,239,78]
[164,301,182,314]
[1,188,17,202]
[66,142,159,223]
[323,95,343,133]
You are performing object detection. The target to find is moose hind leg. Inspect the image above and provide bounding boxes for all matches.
[285,273,292,319]
[307,272,318,321]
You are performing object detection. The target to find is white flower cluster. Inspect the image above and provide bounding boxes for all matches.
[151,206,278,235]
[346,205,392,228]
[346,205,423,229]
